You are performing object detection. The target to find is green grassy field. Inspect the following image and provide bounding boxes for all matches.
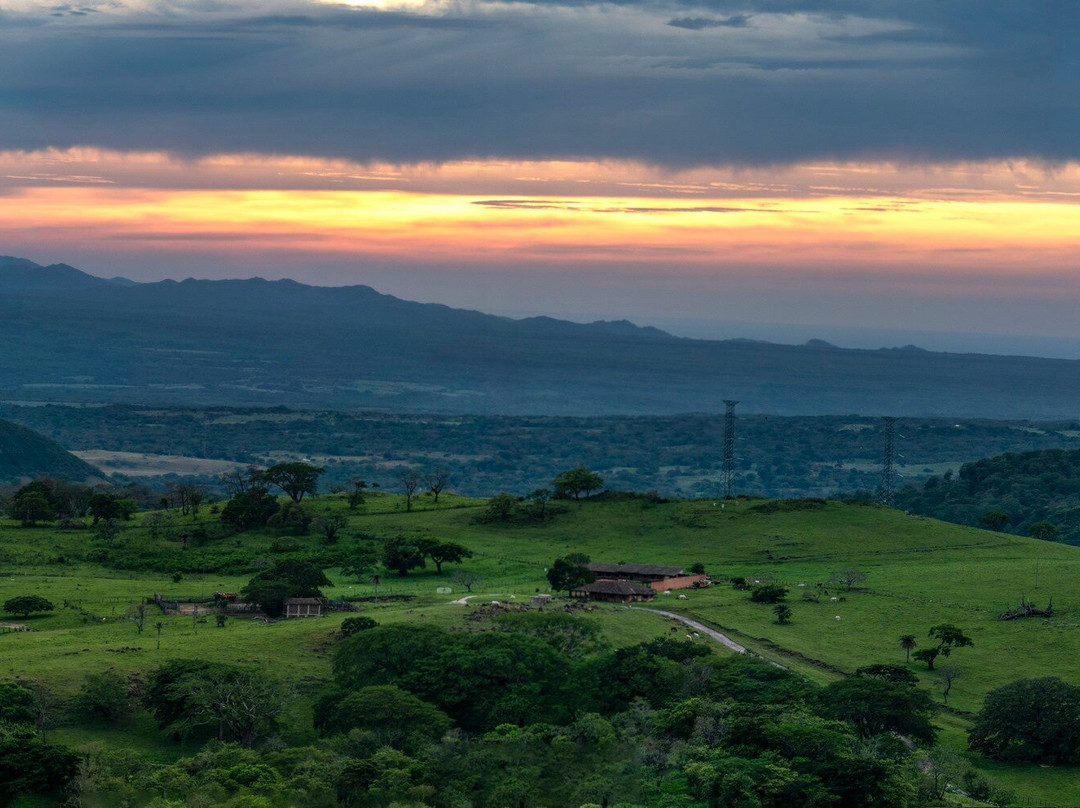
[4,492,1080,805]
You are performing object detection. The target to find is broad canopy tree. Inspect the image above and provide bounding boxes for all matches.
[262,462,324,503]
[552,467,604,500]
[913,623,973,671]
[546,556,595,592]
[969,677,1080,763]
[3,596,54,618]
[240,560,331,616]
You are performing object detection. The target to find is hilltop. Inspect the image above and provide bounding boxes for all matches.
[0,418,102,483]
[4,256,1080,417]
[898,447,1080,545]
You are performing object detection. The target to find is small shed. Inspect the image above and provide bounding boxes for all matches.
[283,597,323,618]
[530,594,553,607]
[570,580,655,603]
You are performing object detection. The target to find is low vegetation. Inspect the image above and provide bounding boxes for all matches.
[3,484,1080,805]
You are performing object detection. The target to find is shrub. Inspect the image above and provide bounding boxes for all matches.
[77,671,131,722]
[749,584,788,604]
[339,617,379,637]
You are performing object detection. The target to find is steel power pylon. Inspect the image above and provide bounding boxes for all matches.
[879,416,898,506]
[722,400,738,499]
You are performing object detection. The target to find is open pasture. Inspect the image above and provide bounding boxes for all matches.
[4,492,1080,804]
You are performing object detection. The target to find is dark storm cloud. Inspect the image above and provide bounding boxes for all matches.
[667,14,751,30]
[0,0,1076,167]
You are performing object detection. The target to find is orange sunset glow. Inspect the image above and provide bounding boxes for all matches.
[3,151,1080,289]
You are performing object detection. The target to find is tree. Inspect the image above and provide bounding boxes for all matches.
[312,511,348,544]
[426,468,450,503]
[451,570,481,593]
[221,488,280,531]
[827,568,867,591]
[341,545,380,582]
[552,467,604,500]
[913,623,973,670]
[87,492,136,523]
[899,634,917,663]
[3,596,54,618]
[773,604,793,624]
[346,478,368,510]
[9,488,54,526]
[240,560,332,616]
[94,517,122,546]
[77,670,131,721]
[970,677,1080,763]
[1028,521,1059,541]
[979,510,1011,531]
[167,482,206,516]
[339,616,379,637]
[815,675,936,743]
[854,664,919,686]
[419,537,474,575]
[525,487,552,519]
[263,462,324,503]
[0,724,81,804]
[314,685,452,751]
[937,664,962,705]
[749,584,788,603]
[398,468,421,512]
[382,535,426,577]
[266,500,312,535]
[175,667,286,747]
[0,682,42,725]
[127,602,148,634]
[546,556,595,592]
[481,492,519,522]
[220,466,264,497]
[493,611,605,658]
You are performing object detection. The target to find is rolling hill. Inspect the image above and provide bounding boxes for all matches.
[0,418,102,483]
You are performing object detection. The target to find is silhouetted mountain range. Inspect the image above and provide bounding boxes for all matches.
[2,255,1079,418]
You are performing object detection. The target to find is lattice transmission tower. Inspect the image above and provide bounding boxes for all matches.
[722,400,738,499]
[879,416,898,506]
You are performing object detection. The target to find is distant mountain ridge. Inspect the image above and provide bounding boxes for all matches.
[3,255,1080,418]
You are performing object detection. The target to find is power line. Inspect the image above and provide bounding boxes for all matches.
[879,416,898,506]
[723,400,738,499]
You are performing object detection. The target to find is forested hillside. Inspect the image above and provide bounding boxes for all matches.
[0,418,102,483]
[897,448,1080,545]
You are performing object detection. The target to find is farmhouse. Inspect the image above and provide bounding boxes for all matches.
[586,562,707,592]
[570,580,656,603]
[283,597,323,618]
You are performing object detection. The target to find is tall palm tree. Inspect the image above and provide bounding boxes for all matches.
[900,634,917,663]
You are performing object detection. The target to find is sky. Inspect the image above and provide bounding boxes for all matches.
[1,0,1079,353]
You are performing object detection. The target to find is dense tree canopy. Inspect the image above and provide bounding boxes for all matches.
[240,560,332,616]
[221,487,280,531]
[262,462,324,502]
[969,677,1080,763]
[3,595,54,618]
[546,556,595,592]
[552,467,604,500]
[815,674,936,743]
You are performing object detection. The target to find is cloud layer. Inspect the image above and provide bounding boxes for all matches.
[2,0,1077,166]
